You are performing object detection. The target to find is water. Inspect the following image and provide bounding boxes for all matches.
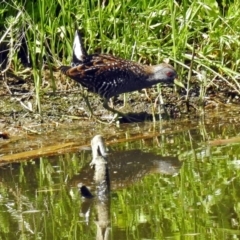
[1,116,240,239]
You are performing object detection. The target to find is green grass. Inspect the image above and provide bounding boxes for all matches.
[1,120,240,239]
[0,0,240,113]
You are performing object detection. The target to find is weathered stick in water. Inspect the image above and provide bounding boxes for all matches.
[90,135,110,201]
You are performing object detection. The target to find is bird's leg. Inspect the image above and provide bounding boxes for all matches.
[81,90,94,118]
[103,98,122,118]
[81,93,112,124]
[78,93,117,124]
[81,91,121,123]
[102,98,137,123]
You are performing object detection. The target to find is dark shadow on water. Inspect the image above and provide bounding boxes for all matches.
[70,149,182,190]
[117,111,170,123]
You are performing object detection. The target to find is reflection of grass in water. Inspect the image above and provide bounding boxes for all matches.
[1,125,240,239]
[112,144,240,239]
[1,0,240,114]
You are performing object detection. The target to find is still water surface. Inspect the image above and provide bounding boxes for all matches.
[1,117,240,239]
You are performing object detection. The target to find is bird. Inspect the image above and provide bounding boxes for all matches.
[60,30,177,121]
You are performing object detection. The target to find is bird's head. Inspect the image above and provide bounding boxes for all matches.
[147,63,177,84]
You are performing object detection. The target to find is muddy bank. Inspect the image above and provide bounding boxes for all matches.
[1,69,240,128]
[1,68,240,161]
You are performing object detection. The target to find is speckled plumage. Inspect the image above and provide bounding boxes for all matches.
[60,30,177,100]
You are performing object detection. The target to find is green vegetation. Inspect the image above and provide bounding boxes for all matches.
[1,0,240,112]
[1,120,240,239]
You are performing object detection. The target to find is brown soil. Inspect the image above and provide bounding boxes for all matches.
[1,68,240,136]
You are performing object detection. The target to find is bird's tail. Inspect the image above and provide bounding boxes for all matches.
[72,30,88,66]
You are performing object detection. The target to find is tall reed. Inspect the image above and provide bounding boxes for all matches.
[1,0,240,112]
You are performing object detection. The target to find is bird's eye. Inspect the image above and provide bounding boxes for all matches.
[166,71,174,77]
